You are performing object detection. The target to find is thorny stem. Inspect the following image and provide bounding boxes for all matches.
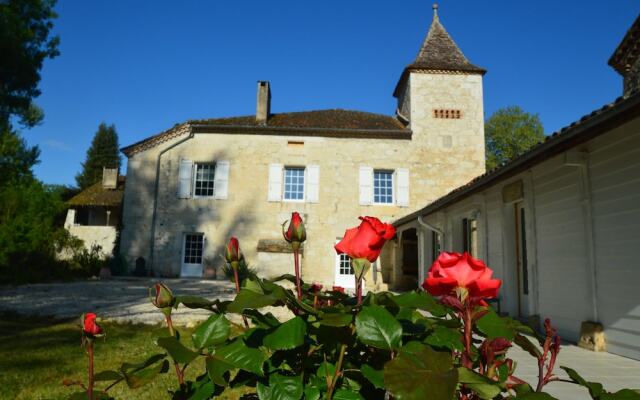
[327,325,356,400]
[87,341,94,400]
[355,276,362,305]
[233,267,250,328]
[164,314,185,386]
[462,306,474,369]
[294,250,303,300]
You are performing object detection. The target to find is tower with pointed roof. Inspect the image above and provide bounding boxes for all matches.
[394,4,486,178]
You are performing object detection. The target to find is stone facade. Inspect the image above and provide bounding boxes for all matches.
[119,11,486,290]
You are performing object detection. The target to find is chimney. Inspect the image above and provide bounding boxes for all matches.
[256,81,271,124]
[102,167,118,189]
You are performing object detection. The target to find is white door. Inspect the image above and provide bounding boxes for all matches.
[515,203,530,317]
[181,233,204,278]
[334,252,356,289]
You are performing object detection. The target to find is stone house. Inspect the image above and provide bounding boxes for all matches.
[64,168,123,258]
[390,15,640,360]
[119,7,486,289]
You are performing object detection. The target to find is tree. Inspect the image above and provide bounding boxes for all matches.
[485,106,545,170]
[75,122,122,189]
[0,0,59,127]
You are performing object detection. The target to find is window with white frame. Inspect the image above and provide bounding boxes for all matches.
[183,233,204,264]
[194,163,215,197]
[373,170,393,204]
[283,167,305,201]
[338,253,354,275]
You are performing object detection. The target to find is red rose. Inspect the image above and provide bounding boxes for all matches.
[335,216,396,262]
[83,313,103,336]
[332,286,345,293]
[283,212,306,245]
[422,252,501,299]
[310,283,323,293]
[225,237,242,264]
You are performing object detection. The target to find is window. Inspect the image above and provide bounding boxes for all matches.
[283,167,305,201]
[373,170,393,204]
[338,253,354,275]
[433,109,462,119]
[431,231,442,264]
[194,163,215,197]
[462,218,478,257]
[183,233,204,264]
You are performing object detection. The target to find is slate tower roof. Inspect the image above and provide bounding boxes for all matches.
[394,4,485,97]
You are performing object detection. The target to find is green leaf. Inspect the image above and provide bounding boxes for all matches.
[457,367,502,399]
[257,382,272,399]
[514,333,542,358]
[560,366,604,398]
[392,291,447,316]
[191,314,230,349]
[156,336,199,364]
[188,379,216,400]
[516,393,559,399]
[601,389,640,400]
[206,356,233,386]
[227,288,281,313]
[361,364,384,389]
[174,295,215,309]
[319,311,353,327]
[211,338,268,376]
[244,308,281,328]
[93,370,123,382]
[316,361,336,387]
[424,325,463,351]
[263,317,306,350]
[476,310,515,340]
[333,388,364,400]
[123,359,169,389]
[304,386,321,400]
[269,373,303,400]
[384,342,457,400]
[356,305,403,350]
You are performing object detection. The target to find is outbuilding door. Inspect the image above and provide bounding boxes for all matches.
[181,233,204,278]
[515,203,530,317]
[335,252,356,289]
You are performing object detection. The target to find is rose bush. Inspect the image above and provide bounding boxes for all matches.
[68,215,640,400]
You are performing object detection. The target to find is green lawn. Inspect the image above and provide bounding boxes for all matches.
[0,314,251,399]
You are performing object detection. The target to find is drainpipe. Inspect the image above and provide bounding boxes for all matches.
[148,126,195,276]
[417,215,444,241]
[564,151,599,322]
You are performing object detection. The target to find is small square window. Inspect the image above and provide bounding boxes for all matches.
[194,164,215,197]
[283,167,305,201]
[338,253,354,276]
[373,170,393,204]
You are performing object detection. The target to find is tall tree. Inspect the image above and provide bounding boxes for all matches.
[76,122,122,189]
[0,0,59,127]
[485,106,545,170]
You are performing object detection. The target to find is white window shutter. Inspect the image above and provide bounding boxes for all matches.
[359,166,373,205]
[214,161,230,199]
[396,168,410,207]
[306,165,320,203]
[268,163,283,202]
[178,159,193,198]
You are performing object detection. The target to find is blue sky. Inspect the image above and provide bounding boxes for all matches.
[23,1,637,185]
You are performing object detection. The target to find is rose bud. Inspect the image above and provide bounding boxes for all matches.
[225,237,243,266]
[310,283,323,293]
[332,286,345,294]
[150,282,175,309]
[82,312,104,337]
[282,212,306,250]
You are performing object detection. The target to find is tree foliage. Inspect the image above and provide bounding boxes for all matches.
[75,122,122,189]
[0,0,59,127]
[485,106,545,171]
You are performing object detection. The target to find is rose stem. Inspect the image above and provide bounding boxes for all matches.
[164,313,185,385]
[294,249,302,300]
[233,267,250,328]
[462,306,473,369]
[87,341,94,400]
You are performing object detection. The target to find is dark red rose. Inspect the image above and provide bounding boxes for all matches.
[332,286,345,294]
[283,212,306,245]
[225,236,242,264]
[334,216,396,262]
[310,283,323,293]
[150,282,174,308]
[422,252,502,300]
[83,313,103,336]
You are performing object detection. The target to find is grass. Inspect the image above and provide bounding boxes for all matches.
[0,313,252,399]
